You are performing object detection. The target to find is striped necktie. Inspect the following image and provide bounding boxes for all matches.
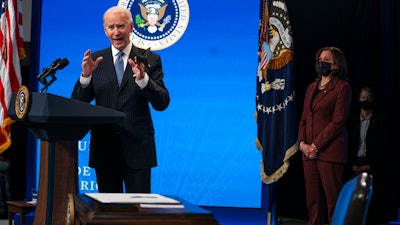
[115,51,124,86]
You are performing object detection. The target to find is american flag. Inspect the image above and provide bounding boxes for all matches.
[0,0,25,153]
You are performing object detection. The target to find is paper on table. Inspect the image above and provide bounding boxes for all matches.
[140,204,185,208]
[85,193,180,204]
[26,201,37,205]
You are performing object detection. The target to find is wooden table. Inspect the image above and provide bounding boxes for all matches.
[72,194,221,225]
[6,201,36,225]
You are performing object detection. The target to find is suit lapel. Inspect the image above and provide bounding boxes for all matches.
[312,86,326,110]
[311,77,337,111]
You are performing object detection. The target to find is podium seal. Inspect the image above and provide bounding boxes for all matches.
[15,85,30,119]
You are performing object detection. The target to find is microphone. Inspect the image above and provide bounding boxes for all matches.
[49,58,62,68]
[37,58,61,79]
[52,58,69,71]
[37,58,69,79]
[37,57,69,92]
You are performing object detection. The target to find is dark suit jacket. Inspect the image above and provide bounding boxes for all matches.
[345,108,388,224]
[71,45,170,170]
[347,111,381,171]
[298,76,352,163]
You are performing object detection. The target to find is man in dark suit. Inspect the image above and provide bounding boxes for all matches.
[346,85,386,224]
[71,6,170,193]
[347,86,380,176]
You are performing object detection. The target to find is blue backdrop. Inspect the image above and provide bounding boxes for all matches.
[38,0,261,207]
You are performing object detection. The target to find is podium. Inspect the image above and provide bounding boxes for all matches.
[8,92,125,225]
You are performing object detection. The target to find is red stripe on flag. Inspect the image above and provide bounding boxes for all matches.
[16,0,25,58]
[260,42,268,70]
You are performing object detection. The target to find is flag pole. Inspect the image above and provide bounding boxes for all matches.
[262,182,277,225]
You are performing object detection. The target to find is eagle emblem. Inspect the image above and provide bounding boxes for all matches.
[120,0,190,50]
[138,3,170,33]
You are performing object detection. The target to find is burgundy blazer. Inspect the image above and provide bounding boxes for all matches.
[298,76,352,163]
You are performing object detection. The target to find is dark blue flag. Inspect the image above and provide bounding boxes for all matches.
[256,0,298,184]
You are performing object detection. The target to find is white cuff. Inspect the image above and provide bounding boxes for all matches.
[79,74,92,87]
[135,73,149,89]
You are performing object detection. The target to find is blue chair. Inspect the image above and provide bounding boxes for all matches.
[331,172,373,225]
[387,208,400,225]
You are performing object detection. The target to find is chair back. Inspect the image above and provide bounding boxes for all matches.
[331,172,373,225]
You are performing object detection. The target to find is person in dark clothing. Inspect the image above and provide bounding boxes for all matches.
[346,85,386,225]
[71,6,170,193]
[347,86,380,176]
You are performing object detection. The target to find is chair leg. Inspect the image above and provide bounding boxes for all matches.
[21,214,25,225]
[8,212,13,225]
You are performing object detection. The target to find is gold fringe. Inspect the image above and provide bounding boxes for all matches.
[255,138,299,184]
[19,47,26,59]
[267,212,272,225]
[267,49,293,70]
[255,138,262,154]
[0,118,16,154]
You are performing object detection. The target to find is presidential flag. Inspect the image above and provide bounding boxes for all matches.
[256,0,297,184]
[0,0,25,153]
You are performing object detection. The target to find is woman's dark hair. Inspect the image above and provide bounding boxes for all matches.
[315,46,349,82]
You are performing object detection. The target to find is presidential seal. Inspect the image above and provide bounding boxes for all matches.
[119,0,190,50]
[15,85,30,119]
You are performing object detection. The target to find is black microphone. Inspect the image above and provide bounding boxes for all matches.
[50,58,62,68]
[37,58,62,79]
[45,58,69,77]
[37,57,69,92]
[52,58,69,71]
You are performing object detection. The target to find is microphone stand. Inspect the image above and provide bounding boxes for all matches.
[38,71,57,93]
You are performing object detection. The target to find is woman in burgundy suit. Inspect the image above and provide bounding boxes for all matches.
[298,47,352,225]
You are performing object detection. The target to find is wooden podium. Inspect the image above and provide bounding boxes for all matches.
[8,92,125,225]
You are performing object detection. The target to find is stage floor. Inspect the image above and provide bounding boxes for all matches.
[2,207,390,225]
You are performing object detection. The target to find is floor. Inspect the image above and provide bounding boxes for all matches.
[0,218,307,225]
[0,215,307,225]
[205,207,307,225]
[1,208,395,225]
[0,209,308,225]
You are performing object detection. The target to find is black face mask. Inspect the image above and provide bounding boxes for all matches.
[317,61,332,76]
[359,100,374,110]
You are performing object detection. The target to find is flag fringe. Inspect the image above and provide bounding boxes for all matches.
[255,138,298,184]
[0,117,15,153]
[19,46,26,59]
[267,49,293,70]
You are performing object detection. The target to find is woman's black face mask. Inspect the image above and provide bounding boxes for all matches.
[317,61,332,76]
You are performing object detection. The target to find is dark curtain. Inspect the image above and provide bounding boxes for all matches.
[276,0,400,223]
